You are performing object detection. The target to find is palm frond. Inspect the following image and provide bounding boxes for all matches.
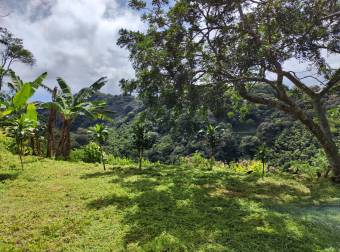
[54,95,68,111]
[42,101,64,113]
[8,70,23,92]
[56,77,73,104]
[30,72,48,90]
[74,77,107,105]
[73,106,95,119]
[40,83,54,93]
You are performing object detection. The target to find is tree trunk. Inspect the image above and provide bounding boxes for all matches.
[30,137,37,156]
[287,108,340,180]
[210,145,215,170]
[64,122,71,160]
[100,145,106,171]
[237,85,340,181]
[47,87,57,158]
[288,104,340,179]
[262,160,265,179]
[0,75,3,91]
[313,131,340,179]
[56,118,71,160]
[36,136,41,156]
[312,98,340,180]
[18,139,24,170]
[139,148,143,170]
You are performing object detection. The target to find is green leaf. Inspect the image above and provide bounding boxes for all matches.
[56,77,73,104]
[8,70,24,91]
[12,83,34,110]
[74,77,107,105]
[25,103,38,127]
[30,72,48,89]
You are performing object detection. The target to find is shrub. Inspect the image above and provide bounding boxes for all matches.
[0,131,15,152]
[180,152,210,170]
[229,160,263,175]
[290,149,329,179]
[107,155,135,167]
[70,142,102,163]
[69,148,86,162]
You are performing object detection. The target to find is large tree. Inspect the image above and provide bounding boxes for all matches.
[118,0,340,180]
[0,27,35,90]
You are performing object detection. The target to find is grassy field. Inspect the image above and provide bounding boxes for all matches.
[1,147,340,251]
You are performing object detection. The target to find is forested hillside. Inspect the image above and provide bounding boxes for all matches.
[66,92,339,174]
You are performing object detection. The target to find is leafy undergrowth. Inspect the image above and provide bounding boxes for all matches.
[1,148,340,251]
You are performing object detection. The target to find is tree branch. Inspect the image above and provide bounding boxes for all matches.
[319,68,340,97]
[235,83,292,113]
[320,11,340,21]
[283,71,317,98]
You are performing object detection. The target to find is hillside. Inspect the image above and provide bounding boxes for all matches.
[1,141,340,251]
[62,93,326,168]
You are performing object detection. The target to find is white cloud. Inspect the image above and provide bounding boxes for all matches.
[1,0,144,100]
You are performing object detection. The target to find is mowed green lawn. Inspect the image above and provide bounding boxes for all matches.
[1,150,340,251]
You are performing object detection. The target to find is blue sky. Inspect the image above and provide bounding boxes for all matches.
[1,0,145,101]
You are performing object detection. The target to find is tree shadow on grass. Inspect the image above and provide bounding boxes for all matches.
[86,167,340,251]
[80,170,118,179]
[0,172,18,182]
[81,165,162,180]
[87,193,132,209]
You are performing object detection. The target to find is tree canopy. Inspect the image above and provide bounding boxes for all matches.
[0,27,35,90]
[118,0,340,179]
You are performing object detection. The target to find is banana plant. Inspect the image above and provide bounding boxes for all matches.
[88,123,109,170]
[1,71,47,168]
[198,124,222,169]
[0,71,47,119]
[256,145,270,178]
[46,77,109,160]
[6,103,38,169]
[132,120,151,170]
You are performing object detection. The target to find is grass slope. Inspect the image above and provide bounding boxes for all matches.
[1,149,340,251]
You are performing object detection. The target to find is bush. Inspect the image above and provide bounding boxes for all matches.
[70,142,102,163]
[107,155,135,167]
[180,152,211,170]
[240,136,260,158]
[229,160,263,175]
[0,132,14,149]
[69,148,86,162]
[289,149,329,179]
[270,122,320,169]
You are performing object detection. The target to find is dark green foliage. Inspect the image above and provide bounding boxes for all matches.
[198,124,219,159]
[256,145,270,178]
[132,119,153,169]
[67,93,329,171]
[270,122,320,170]
[240,136,261,159]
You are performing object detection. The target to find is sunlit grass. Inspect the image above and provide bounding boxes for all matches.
[1,146,340,251]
